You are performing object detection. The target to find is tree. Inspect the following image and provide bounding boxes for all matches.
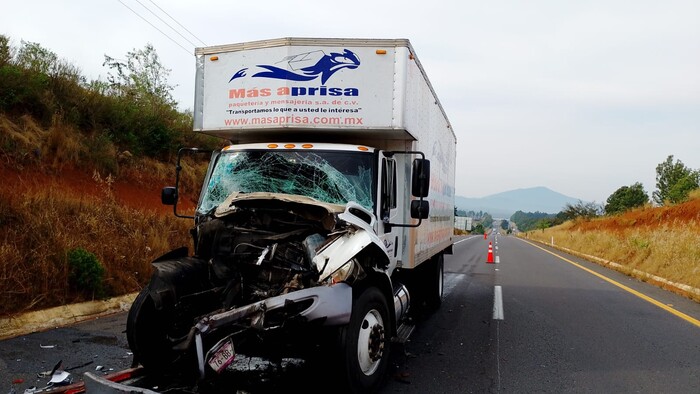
[481,213,493,229]
[561,200,602,220]
[500,220,509,230]
[653,155,700,205]
[667,176,699,203]
[510,210,556,231]
[536,218,552,232]
[472,223,484,235]
[103,43,176,108]
[16,40,58,74]
[103,44,180,157]
[0,35,11,65]
[605,182,649,215]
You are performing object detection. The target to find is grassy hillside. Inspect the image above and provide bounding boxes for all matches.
[0,36,219,316]
[522,191,700,301]
[0,114,213,316]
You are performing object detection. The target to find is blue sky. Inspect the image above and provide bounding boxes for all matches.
[2,0,699,202]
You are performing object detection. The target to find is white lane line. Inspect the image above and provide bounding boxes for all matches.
[495,256,500,264]
[454,236,478,245]
[493,286,504,320]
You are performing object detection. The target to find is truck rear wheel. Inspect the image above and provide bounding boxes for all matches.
[425,254,444,310]
[338,287,391,393]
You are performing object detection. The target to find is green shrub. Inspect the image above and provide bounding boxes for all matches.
[67,247,105,298]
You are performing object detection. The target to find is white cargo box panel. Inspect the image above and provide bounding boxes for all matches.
[407,117,456,267]
[193,38,454,144]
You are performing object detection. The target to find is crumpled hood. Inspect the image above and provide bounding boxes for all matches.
[214,192,346,231]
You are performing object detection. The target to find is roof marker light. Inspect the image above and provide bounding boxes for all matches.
[358,146,369,151]
[210,56,219,61]
[284,144,296,149]
[302,144,314,149]
[376,49,387,55]
[267,144,279,148]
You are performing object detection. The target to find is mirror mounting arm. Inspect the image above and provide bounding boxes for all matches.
[162,147,213,219]
[383,150,431,228]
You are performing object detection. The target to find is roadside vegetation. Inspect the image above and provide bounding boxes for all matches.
[0,185,193,313]
[518,157,700,301]
[523,191,700,300]
[0,35,221,316]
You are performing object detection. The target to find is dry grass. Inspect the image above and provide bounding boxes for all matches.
[0,114,119,174]
[0,115,45,165]
[524,195,700,300]
[0,114,212,316]
[120,155,208,206]
[0,183,193,316]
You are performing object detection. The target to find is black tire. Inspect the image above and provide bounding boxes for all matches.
[425,254,444,310]
[126,287,178,371]
[338,287,391,393]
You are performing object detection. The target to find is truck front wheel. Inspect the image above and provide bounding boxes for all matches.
[126,287,179,372]
[338,287,391,393]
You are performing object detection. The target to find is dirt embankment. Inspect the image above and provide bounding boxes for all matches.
[0,163,195,214]
[0,160,203,316]
[570,198,700,234]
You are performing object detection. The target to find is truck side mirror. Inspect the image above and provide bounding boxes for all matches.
[411,159,430,197]
[162,186,178,205]
[410,200,430,219]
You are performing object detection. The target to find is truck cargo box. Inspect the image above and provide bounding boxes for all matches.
[194,38,454,141]
[193,38,456,266]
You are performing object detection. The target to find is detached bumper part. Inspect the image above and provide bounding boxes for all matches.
[83,370,157,394]
[194,282,352,378]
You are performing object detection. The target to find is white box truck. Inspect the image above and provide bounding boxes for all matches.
[115,37,456,393]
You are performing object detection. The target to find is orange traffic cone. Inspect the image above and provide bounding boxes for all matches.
[486,242,494,264]
[484,232,487,240]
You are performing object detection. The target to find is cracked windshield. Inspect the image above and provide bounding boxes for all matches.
[199,150,375,214]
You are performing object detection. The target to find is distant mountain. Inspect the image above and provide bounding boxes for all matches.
[455,187,583,219]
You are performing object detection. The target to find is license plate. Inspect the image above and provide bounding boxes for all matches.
[207,339,235,373]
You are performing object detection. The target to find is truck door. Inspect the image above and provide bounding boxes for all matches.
[379,154,402,267]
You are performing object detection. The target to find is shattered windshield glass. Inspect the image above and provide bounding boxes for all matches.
[198,150,375,214]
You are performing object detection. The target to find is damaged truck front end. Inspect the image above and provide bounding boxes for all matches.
[127,145,404,387]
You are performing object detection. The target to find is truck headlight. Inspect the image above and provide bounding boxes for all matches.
[328,258,365,285]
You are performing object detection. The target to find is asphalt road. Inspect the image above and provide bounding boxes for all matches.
[0,310,133,392]
[2,233,699,393]
[383,234,700,393]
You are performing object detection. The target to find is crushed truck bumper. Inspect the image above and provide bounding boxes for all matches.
[193,282,352,378]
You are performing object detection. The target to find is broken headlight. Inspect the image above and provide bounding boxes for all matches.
[327,258,365,285]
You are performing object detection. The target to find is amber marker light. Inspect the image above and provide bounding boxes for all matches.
[376,49,387,55]
[357,146,369,151]
[301,144,314,149]
[284,144,296,149]
[267,144,279,149]
[210,56,219,61]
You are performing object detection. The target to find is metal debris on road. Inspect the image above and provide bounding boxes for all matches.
[65,361,94,371]
[48,371,71,385]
